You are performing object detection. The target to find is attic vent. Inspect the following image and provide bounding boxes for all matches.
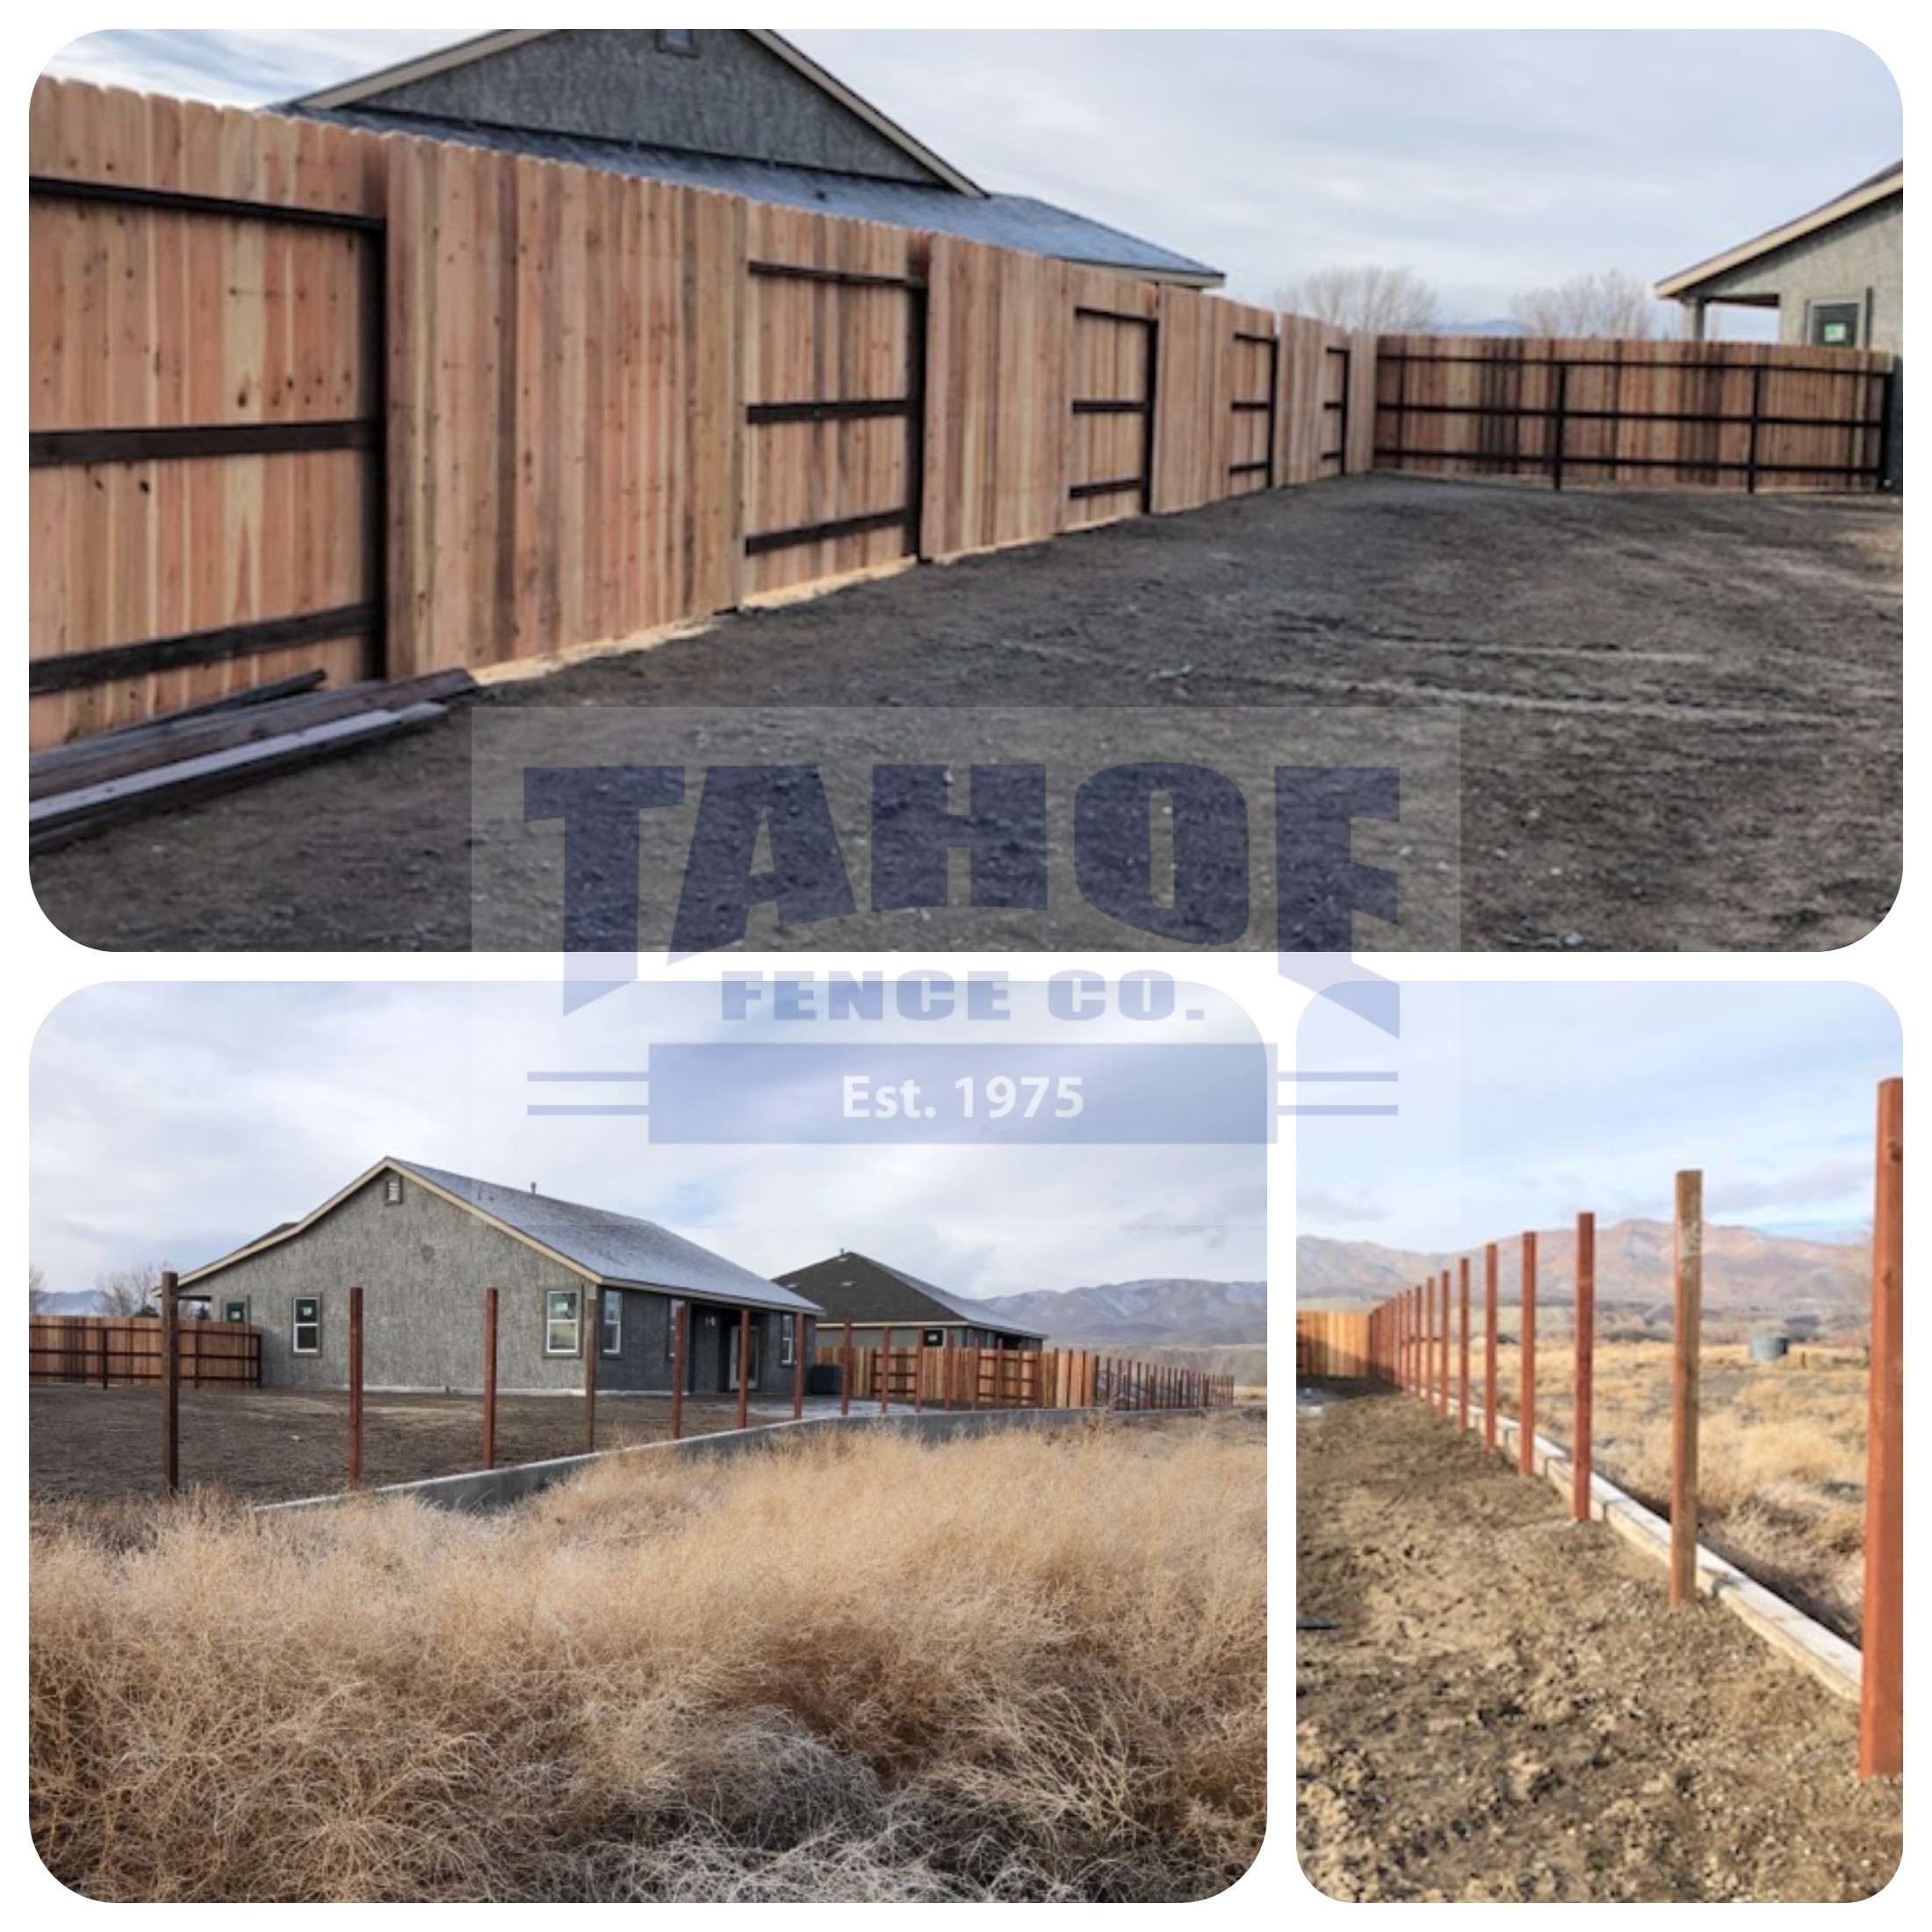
[384,1174,403,1205]
[656,30,696,56]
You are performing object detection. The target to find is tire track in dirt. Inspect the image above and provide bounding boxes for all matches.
[1296,1386,1900,1902]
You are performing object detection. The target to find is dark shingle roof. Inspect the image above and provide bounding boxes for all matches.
[773,1251,1043,1342]
[395,1161,819,1313]
[290,105,1222,284]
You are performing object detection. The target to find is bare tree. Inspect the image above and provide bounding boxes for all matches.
[30,1262,51,1312]
[1275,264,1440,333]
[1511,269,1660,340]
[96,1263,167,1318]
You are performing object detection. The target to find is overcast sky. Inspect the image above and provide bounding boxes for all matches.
[1295,982,1901,1251]
[29,979,1265,1302]
[34,27,1902,321]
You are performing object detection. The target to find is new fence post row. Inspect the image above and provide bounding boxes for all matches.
[1317,1076,1903,1783]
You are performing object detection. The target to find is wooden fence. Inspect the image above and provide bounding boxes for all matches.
[29,76,1894,748]
[1297,1077,1903,1782]
[29,1314,261,1388]
[817,1341,1232,1412]
[1375,335,1895,493]
[28,75,1373,746]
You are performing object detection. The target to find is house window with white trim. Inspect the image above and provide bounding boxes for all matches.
[780,1313,797,1366]
[544,1289,581,1356]
[667,1299,687,1359]
[292,1296,321,1355]
[602,1288,622,1357]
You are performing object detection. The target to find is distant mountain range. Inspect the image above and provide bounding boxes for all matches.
[975,1279,1265,1348]
[1298,1221,1867,1316]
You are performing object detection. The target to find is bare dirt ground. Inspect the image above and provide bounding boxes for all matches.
[27,1385,789,1505]
[1296,1385,1900,1904]
[32,478,1900,953]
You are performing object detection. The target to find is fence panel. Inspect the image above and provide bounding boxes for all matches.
[1064,268,1160,527]
[29,1315,261,1387]
[1375,335,1892,492]
[28,79,386,747]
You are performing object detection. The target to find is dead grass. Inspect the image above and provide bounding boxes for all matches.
[1482,1338,1868,1640]
[30,1416,1264,1903]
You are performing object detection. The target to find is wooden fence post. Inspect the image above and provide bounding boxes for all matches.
[1519,1232,1537,1474]
[1484,1243,1498,1450]
[348,1285,364,1488]
[1669,1171,1702,1607]
[585,1287,601,1453]
[1438,1269,1451,1416]
[482,1287,498,1470]
[1458,1256,1470,1430]
[670,1301,686,1441]
[879,1326,893,1416]
[1573,1213,1595,1521]
[793,1316,806,1419]
[737,1308,752,1431]
[161,1270,179,1496]
[1860,1078,1902,1777]
[841,1319,854,1416]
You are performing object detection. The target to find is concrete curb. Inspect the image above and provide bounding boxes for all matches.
[1437,1395,1861,1706]
[256,1404,1216,1517]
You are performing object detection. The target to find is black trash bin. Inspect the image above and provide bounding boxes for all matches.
[806,1362,841,1397]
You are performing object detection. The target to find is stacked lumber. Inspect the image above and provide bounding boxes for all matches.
[29,670,476,851]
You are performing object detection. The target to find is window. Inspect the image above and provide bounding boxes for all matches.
[292,1296,321,1355]
[666,1298,687,1359]
[780,1313,797,1366]
[384,1173,403,1205]
[924,1329,946,1348]
[602,1288,622,1357]
[544,1289,581,1356]
[1807,300,1861,349]
[223,1299,250,1325]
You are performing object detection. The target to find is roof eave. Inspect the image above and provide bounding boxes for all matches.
[1655,170,1903,300]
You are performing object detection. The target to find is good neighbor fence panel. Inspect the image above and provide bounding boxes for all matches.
[30,1315,262,1388]
[1374,335,1894,492]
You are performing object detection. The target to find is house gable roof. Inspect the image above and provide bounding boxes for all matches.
[181,1157,822,1315]
[1656,161,1903,299]
[774,1251,1045,1342]
[290,27,984,197]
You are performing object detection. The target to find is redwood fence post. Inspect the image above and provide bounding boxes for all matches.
[1484,1243,1498,1450]
[1860,1078,1902,1777]
[841,1319,854,1417]
[482,1287,498,1469]
[1519,1232,1537,1474]
[792,1316,806,1419]
[913,1335,925,1414]
[1438,1269,1450,1416]
[879,1326,893,1416]
[584,1287,601,1453]
[1669,1171,1703,1608]
[736,1307,751,1431]
[1573,1213,1595,1521]
[670,1301,686,1441]
[348,1284,364,1488]
[161,1269,179,1496]
[1458,1256,1470,1429]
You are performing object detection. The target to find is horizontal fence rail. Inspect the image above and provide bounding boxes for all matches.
[30,1314,262,1387]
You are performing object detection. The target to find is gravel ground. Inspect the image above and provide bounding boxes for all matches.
[1295,1385,1900,1903]
[31,477,1900,953]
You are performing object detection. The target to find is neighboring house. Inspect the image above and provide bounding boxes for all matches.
[286,28,1222,287]
[179,1157,820,1396]
[774,1251,1046,1352]
[1656,162,1902,354]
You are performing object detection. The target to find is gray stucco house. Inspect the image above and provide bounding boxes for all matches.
[773,1251,1044,1353]
[179,1157,820,1396]
[286,28,1222,286]
[1656,162,1902,354]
